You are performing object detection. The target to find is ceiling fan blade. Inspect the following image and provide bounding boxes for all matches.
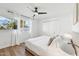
[38,12,47,14]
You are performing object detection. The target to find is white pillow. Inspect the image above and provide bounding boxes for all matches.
[60,34,72,44]
[50,34,71,47]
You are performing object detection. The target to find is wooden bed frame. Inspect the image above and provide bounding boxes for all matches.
[25,46,39,56]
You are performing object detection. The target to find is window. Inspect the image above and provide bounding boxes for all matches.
[0,16,17,30]
[23,18,32,32]
[0,16,32,31]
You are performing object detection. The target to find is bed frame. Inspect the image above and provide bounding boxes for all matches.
[25,46,39,56]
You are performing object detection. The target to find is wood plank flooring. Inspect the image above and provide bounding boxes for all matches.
[0,44,33,56]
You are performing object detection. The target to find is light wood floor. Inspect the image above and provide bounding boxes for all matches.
[0,44,33,56]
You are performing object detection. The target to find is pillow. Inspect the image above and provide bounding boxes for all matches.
[48,35,59,46]
[60,34,72,44]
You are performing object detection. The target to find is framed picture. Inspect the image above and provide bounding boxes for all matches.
[20,19,24,28]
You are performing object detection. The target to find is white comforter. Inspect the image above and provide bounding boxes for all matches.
[25,36,74,56]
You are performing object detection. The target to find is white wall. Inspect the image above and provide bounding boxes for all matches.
[0,8,40,49]
[40,14,73,36]
[37,4,75,36]
[31,20,41,37]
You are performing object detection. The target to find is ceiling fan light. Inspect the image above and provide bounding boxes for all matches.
[34,12,38,15]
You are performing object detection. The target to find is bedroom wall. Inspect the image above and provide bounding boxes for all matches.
[0,8,39,49]
[41,14,73,36]
[38,9,76,36]
[31,19,40,37]
[37,4,76,36]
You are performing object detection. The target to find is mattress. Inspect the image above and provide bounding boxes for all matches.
[25,36,50,55]
[25,36,72,56]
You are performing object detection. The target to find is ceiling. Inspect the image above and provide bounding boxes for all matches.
[0,3,75,20]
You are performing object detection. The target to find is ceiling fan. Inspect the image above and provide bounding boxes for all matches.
[27,7,47,20]
[33,7,47,14]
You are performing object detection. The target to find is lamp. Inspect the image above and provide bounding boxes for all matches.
[72,22,79,33]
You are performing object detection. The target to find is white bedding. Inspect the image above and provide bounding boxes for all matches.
[25,36,72,56]
[25,36,50,55]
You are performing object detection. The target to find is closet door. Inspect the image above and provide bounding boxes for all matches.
[42,21,58,35]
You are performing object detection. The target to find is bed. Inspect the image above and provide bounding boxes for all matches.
[25,36,50,56]
[25,35,75,56]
